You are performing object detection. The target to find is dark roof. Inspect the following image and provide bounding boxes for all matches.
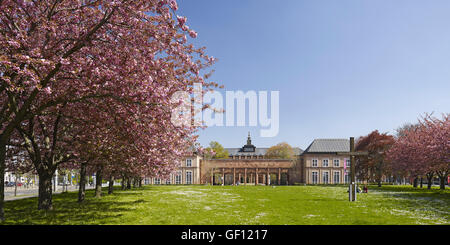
[303,139,350,153]
[224,133,303,156]
[225,147,303,156]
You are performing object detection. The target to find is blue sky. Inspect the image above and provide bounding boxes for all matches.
[177,0,450,149]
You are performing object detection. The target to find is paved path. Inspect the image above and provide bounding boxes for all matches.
[4,185,98,201]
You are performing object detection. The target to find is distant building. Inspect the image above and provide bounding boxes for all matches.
[146,134,351,186]
[204,133,303,185]
[301,139,351,184]
[144,154,202,185]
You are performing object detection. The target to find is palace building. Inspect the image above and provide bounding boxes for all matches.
[205,133,303,185]
[145,134,352,185]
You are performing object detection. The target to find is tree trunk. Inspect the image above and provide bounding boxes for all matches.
[413,177,418,188]
[14,176,17,196]
[63,174,68,193]
[121,176,126,190]
[78,162,87,203]
[426,173,433,189]
[0,140,6,221]
[108,175,114,194]
[95,167,103,198]
[439,175,446,190]
[420,177,423,188]
[38,171,53,210]
[126,178,131,190]
[138,177,142,188]
[376,165,382,187]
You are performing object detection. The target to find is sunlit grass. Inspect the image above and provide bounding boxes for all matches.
[2,185,449,225]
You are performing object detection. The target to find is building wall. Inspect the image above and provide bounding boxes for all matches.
[287,156,303,184]
[302,154,350,184]
[146,154,351,186]
[201,159,295,185]
[147,155,202,185]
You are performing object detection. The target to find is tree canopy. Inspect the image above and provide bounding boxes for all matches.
[0,0,218,219]
[204,141,229,159]
[265,142,295,159]
[355,130,395,187]
[387,114,449,189]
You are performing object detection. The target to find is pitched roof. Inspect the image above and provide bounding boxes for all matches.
[303,139,350,153]
[225,147,303,156]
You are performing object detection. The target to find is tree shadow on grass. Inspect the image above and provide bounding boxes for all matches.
[2,187,149,225]
[369,185,450,201]
[370,185,448,192]
[314,185,449,203]
[368,185,450,223]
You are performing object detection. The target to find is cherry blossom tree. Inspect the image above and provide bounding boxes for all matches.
[387,129,425,187]
[419,114,449,189]
[12,104,78,209]
[387,114,449,189]
[0,0,218,219]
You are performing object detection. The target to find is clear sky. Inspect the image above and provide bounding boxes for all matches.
[177,0,450,149]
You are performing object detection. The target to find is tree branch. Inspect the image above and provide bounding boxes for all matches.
[50,106,64,160]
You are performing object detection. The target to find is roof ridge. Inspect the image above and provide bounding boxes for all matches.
[314,138,349,140]
[303,138,350,153]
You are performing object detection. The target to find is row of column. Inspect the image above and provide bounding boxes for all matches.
[211,167,287,185]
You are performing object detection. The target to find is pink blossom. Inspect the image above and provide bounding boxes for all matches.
[177,15,187,26]
[189,30,198,38]
[43,87,52,94]
[169,0,178,11]
[0,0,220,212]
[181,24,189,32]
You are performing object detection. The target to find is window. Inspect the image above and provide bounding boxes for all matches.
[334,172,340,184]
[144,178,150,185]
[322,159,329,167]
[186,159,192,167]
[186,171,192,184]
[323,172,329,184]
[312,159,318,167]
[346,159,351,168]
[312,172,318,184]
[175,172,181,184]
[166,176,171,185]
[154,178,161,185]
[333,159,340,167]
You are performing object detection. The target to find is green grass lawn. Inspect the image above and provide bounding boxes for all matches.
[2,185,449,225]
